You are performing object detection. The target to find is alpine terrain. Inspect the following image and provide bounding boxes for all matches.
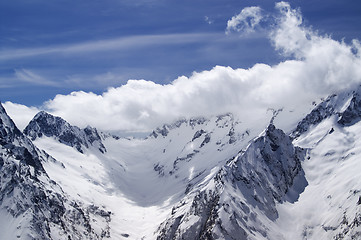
[1,86,361,239]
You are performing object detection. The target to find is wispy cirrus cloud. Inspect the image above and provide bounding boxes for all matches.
[0,33,221,61]
[14,69,59,86]
[64,71,127,88]
[5,2,361,135]
[40,2,361,133]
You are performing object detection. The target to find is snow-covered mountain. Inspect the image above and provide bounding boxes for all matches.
[1,86,361,239]
[156,124,306,239]
[24,111,106,154]
[0,104,110,240]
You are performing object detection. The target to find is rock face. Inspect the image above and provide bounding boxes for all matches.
[293,85,361,138]
[156,124,306,240]
[0,103,44,171]
[0,103,110,240]
[150,117,208,139]
[24,111,106,153]
[338,91,361,126]
[3,86,361,239]
[149,113,250,180]
[292,94,337,138]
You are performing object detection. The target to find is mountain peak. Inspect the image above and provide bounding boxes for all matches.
[0,102,23,144]
[0,102,44,171]
[338,87,361,126]
[34,110,54,118]
[156,124,306,239]
[149,114,237,139]
[0,104,110,239]
[24,111,106,153]
[25,111,70,139]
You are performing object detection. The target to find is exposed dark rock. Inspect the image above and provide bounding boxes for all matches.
[24,111,106,153]
[200,133,211,148]
[0,103,111,239]
[292,95,336,138]
[156,124,306,239]
[338,93,361,126]
[192,129,206,142]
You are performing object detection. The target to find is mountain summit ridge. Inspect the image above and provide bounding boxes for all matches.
[156,123,306,239]
[24,111,106,153]
[1,85,361,239]
[0,103,111,240]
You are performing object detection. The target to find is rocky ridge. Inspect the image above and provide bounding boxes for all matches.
[1,86,361,239]
[24,111,106,154]
[0,103,110,240]
[156,124,306,240]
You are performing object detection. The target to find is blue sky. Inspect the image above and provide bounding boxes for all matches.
[1,0,361,106]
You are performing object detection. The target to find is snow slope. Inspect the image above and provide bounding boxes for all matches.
[0,104,111,240]
[156,124,306,239]
[272,89,361,239]
[26,113,269,239]
[1,85,361,239]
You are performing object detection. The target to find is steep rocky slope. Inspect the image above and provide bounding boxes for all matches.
[24,111,106,154]
[1,86,361,239]
[156,124,306,240]
[0,104,110,240]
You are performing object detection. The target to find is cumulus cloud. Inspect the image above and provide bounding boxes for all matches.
[5,2,361,134]
[270,2,361,92]
[43,67,268,131]
[226,6,264,35]
[40,2,361,132]
[270,2,306,56]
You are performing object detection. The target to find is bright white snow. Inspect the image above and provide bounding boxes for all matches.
[272,116,361,239]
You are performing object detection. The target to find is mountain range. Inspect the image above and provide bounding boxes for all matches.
[1,86,361,239]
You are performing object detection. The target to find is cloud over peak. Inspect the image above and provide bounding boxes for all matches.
[5,2,361,134]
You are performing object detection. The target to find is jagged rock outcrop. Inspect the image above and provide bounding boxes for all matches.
[292,95,337,138]
[338,90,361,126]
[0,104,44,171]
[156,124,306,240]
[293,86,361,138]
[150,113,249,180]
[150,117,207,139]
[0,103,110,239]
[24,111,106,153]
[3,86,361,239]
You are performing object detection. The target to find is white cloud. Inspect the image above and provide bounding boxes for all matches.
[226,6,263,35]
[270,2,361,93]
[6,2,361,134]
[2,101,39,130]
[39,2,361,132]
[270,2,309,58]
